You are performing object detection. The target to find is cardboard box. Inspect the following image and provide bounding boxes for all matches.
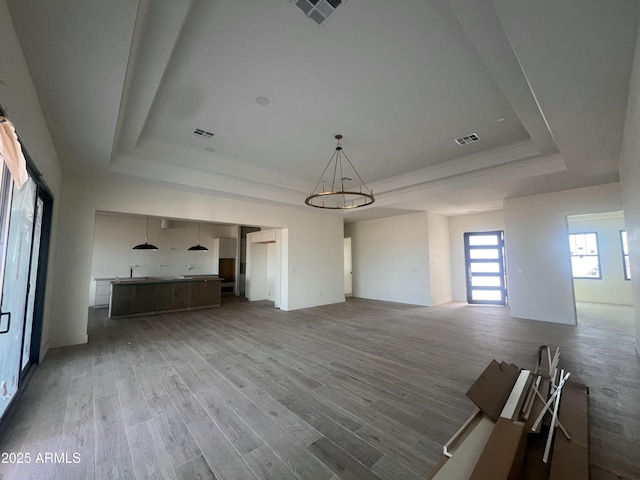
[469,418,528,480]
[549,382,589,480]
[428,352,590,480]
[466,360,520,421]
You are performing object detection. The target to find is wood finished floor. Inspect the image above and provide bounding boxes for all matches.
[0,298,639,480]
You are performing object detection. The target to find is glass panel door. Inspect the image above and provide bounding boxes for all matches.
[464,231,507,305]
[0,177,36,419]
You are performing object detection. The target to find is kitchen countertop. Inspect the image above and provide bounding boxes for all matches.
[110,276,223,285]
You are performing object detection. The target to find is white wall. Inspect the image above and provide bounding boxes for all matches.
[267,242,277,301]
[1,0,62,359]
[449,210,506,302]
[568,213,632,305]
[283,215,344,311]
[504,183,623,325]
[427,212,452,306]
[346,212,432,306]
[619,23,640,356]
[88,214,236,306]
[249,243,268,301]
[49,173,344,347]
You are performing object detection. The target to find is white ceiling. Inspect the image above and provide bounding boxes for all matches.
[7,0,640,220]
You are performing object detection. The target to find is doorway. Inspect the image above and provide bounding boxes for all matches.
[344,237,352,297]
[463,231,507,305]
[246,229,282,307]
[567,211,631,308]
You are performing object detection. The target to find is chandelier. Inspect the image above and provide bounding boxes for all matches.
[305,135,375,209]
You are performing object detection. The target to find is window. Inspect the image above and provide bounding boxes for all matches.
[621,230,631,280]
[569,232,601,279]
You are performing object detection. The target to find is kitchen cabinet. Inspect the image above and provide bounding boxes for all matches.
[154,283,173,311]
[110,277,222,318]
[214,238,237,295]
[110,284,135,316]
[134,284,154,313]
[189,281,207,307]
[94,279,113,308]
[214,238,237,259]
[206,281,221,305]
[173,282,190,309]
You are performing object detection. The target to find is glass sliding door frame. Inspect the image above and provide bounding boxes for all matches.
[23,193,52,375]
[0,174,36,419]
[21,196,43,372]
[0,112,54,425]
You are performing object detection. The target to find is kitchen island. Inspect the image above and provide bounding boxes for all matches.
[109,276,222,318]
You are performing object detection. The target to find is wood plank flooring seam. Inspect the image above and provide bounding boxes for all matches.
[1,299,636,480]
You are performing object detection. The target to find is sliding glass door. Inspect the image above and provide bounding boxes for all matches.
[0,157,51,425]
[0,175,36,418]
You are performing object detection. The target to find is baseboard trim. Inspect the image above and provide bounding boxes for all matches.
[49,335,88,348]
[281,296,346,311]
[508,309,576,325]
[39,339,50,360]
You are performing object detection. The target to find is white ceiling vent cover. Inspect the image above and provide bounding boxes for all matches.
[292,0,344,25]
[455,133,479,145]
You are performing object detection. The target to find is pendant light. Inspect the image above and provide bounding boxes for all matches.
[305,134,374,209]
[188,222,208,251]
[133,216,158,250]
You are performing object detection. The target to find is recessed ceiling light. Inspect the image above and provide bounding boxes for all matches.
[493,117,506,124]
[205,147,215,152]
[256,96,270,106]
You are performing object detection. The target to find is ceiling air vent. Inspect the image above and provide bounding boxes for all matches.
[193,128,214,139]
[455,133,479,145]
[292,0,343,25]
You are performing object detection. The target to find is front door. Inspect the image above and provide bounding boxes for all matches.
[464,231,507,305]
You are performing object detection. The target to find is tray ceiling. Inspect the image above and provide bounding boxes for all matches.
[7,0,640,219]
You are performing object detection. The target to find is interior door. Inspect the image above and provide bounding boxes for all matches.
[464,231,507,305]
